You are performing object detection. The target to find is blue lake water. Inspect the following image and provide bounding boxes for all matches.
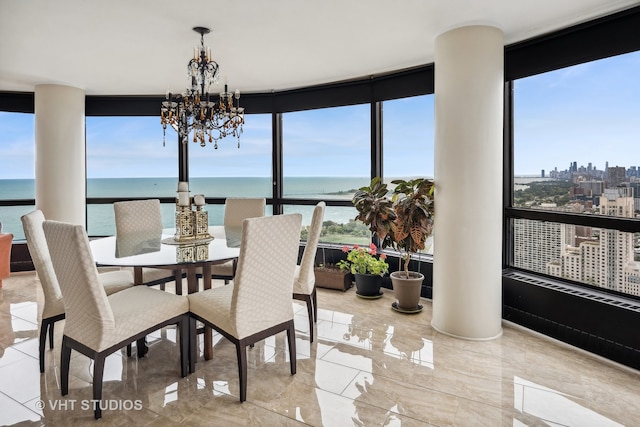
[0,177,370,239]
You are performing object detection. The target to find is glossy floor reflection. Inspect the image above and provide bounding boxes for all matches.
[2,271,640,425]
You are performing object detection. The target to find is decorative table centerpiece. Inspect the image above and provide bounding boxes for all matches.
[164,181,213,245]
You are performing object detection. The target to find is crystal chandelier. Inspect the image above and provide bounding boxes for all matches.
[161,27,244,148]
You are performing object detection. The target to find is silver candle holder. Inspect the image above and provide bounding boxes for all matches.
[173,182,211,243]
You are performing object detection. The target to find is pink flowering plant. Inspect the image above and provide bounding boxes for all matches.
[337,243,389,276]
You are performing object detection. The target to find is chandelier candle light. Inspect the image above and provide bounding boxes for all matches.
[161,27,244,148]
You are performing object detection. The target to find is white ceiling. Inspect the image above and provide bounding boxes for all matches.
[1,0,638,96]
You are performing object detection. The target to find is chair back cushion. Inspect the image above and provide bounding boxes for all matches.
[114,199,163,234]
[21,210,64,319]
[113,199,164,257]
[223,198,266,230]
[43,220,115,349]
[295,202,326,294]
[232,214,301,338]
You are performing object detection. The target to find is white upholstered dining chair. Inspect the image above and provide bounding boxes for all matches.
[188,213,302,402]
[21,209,134,373]
[209,197,266,284]
[113,199,183,293]
[293,202,325,343]
[43,220,190,419]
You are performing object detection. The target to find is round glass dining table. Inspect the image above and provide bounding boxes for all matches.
[90,226,240,294]
[90,226,240,360]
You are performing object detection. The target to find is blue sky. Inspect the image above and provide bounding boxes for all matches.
[514,50,640,175]
[1,50,638,180]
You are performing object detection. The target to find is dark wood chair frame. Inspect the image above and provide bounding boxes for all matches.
[60,313,190,419]
[133,266,185,293]
[188,314,296,402]
[40,315,142,373]
[197,258,238,285]
[38,313,65,373]
[292,287,317,343]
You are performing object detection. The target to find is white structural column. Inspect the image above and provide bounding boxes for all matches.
[35,84,86,225]
[432,26,504,340]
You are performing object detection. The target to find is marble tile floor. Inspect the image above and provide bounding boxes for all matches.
[1,271,640,426]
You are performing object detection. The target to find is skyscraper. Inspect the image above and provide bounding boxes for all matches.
[607,166,627,187]
[514,187,640,296]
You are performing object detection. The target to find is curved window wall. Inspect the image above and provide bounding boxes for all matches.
[512,50,640,298]
[382,95,434,182]
[282,105,371,200]
[282,105,371,244]
[188,113,272,198]
[382,95,435,254]
[86,116,179,235]
[189,113,273,225]
[0,112,35,240]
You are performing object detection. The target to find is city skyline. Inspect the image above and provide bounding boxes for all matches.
[514,50,639,175]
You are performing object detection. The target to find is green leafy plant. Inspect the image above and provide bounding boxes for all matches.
[352,177,434,278]
[352,177,396,249]
[337,243,389,276]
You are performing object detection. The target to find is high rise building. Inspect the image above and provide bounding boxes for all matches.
[607,166,627,187]
[578,180,604,197]
[514,217,562,273]
[543,187,639,295]
[513,204,582,274]
[514,188,640,296]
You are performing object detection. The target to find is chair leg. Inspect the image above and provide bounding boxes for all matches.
[39,320,49,373]
[174,270,183,295]
[48,321,55,349]
[312,287,318,322]
[287,321,297,375]
[305,295,314,343]
[136,338,148,358]
[61,337,72,395]
[126,344,132,357]
[189,317,197,374]
[93,354,106,419]
[179,315,188,377]
[236,341,248,402]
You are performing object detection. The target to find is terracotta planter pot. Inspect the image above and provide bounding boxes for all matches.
[390,271,424,312]
[354,273,382,297]
[314,266,352,291]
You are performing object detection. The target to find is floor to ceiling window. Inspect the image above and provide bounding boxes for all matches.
[85,116,178,235]
[0,112,35,240]
[188,113,273,223]
[512,50,640,298]
[282,105,371,245]
[382,94,435,254]
[382,95,434,182]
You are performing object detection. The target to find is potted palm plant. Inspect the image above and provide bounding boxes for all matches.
[352,177,434,312]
